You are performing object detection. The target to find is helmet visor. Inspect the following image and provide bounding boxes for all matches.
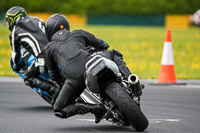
[5,18,10,27]
[5,16,13,31]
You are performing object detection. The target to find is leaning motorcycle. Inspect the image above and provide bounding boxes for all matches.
[10,49,148,131]
[82,54,149,131]
[10,54,54,105]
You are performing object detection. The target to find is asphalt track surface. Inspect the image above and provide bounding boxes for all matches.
[0,77,200,133]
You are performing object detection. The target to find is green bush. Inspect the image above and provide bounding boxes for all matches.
[0,0,200,15]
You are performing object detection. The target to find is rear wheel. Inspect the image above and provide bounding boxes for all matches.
[105,82,148,131]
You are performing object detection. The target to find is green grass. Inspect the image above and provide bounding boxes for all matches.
[1,23,200,79]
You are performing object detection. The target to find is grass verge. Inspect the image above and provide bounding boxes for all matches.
[0,23,200,79]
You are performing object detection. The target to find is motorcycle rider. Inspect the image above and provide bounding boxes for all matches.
[44,14,143,123]
[5,6,62,103]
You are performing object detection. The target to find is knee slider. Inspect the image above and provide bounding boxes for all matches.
[54,111,65,119]
[54,105,65,118]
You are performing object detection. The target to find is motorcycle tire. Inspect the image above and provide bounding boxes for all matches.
[105,82,149,131]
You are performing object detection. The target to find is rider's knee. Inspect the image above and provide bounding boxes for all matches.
[54,111,65,118]
[54,102,62,113]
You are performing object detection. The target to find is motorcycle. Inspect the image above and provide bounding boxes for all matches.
[82,53,149,131]
[10,54,54,105]
[10,48,148,131]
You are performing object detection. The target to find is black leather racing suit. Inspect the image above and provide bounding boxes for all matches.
[44,29,131,118]
[9,15,60,98]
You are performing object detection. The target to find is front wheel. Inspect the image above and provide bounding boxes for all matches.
[105,82,149,131]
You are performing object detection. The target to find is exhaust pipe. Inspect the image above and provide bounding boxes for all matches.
[128,74,142,96]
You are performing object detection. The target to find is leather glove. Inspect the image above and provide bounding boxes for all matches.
[102,43,110,50]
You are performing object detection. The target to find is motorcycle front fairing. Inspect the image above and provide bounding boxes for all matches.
[10,55,53,99]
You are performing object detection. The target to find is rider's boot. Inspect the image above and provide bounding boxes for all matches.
[75,103,106,123]
[112,50,132,80]
[115,58,144,97]
[54,103,105,123]
[115,58,144,96]
[112,50,144,96]
[54,104,79,119]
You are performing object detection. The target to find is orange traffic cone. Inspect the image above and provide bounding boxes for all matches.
[157,29,177,83]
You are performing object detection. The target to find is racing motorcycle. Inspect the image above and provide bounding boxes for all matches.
[11,48,148,131]
[81,53,149,131]
[10,53,54,105]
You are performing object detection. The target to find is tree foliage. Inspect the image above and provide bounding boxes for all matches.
[0,0,199,15]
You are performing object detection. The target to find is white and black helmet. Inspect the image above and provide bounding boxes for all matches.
[45,14,70,41]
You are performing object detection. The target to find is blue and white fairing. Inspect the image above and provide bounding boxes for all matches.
[10,54,53,102]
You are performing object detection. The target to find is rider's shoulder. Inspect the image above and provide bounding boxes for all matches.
[71,29,86,34]
[15,16,39,32]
